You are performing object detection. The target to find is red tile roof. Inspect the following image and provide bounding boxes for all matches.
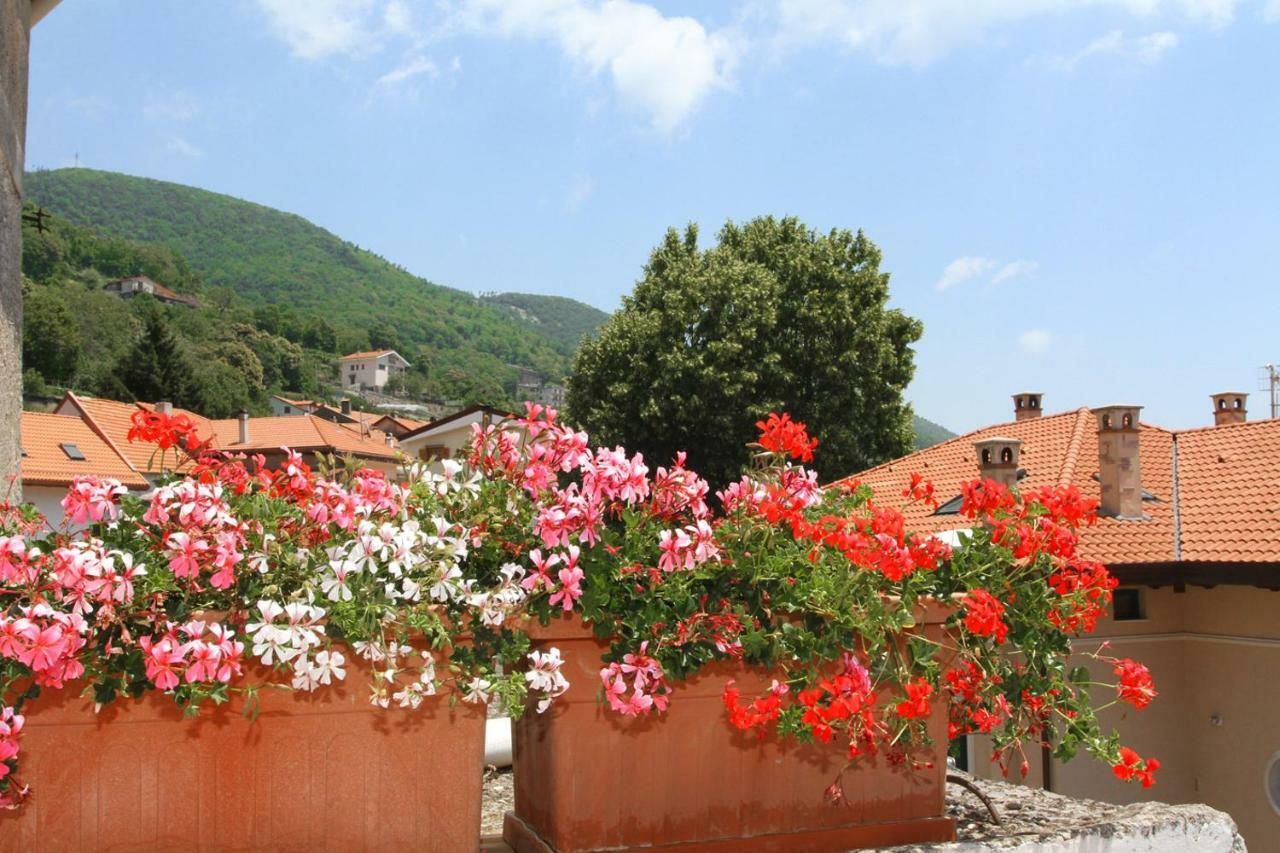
[207,414,398,460]
[20,411,150,490]
[56,393,213,477]
[833,407,1280,567]
[338,350,397,361]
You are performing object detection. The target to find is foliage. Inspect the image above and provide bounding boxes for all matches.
[115,310,201,412]
[22,289,81,385]
[24,168,589,402]
[567,217,922,488]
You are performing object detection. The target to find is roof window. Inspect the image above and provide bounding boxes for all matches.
[60,443,86,461]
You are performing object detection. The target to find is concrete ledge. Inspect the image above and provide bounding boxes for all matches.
[890,773,1246,853]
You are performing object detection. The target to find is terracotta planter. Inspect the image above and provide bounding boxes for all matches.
[505,605,956,853]
[0,647,485,853]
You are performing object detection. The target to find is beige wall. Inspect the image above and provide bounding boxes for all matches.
[968,585,1280,851]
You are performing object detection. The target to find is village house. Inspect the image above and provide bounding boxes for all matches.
[18,410,149,525]
[837,391,1280,850]
[269,394,317,416]
[338,349,409,392]
[397,404,512,464]
[103,275,198,308]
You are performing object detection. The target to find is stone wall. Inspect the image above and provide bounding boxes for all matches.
[891,772,1246,853]
[0,0,29,500]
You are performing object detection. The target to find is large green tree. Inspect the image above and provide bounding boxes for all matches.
[115,309,200,410]
[23,288,81,385]
[567,216,922,487]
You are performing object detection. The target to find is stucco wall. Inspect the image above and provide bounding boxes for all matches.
[0,0,30,500]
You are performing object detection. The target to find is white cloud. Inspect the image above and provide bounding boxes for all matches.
[991,259,1039,284]
[1019,328,1052,355]
[770,0,1236,66]
[1264,0,1280,20]
[564,173,597,213]
[937,256,998,291]
[452,0,742,132]
[377,54,439,86]
[66,95,108,118]
[1039,29,1179,71]
[166,136,203,158]
[938,256,1039,291]
[256,0,384,60]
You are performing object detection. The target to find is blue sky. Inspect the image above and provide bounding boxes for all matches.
[24,0,1280,433]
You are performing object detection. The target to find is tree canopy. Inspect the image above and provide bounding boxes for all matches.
[567,216,922,487]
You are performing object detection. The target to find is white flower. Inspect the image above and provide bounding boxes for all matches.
[525,647,570,713]
[311,650,345,685]
[462,676,492,705]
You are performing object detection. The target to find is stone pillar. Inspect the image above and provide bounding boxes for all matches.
[0,0,32,500]
[1094,404,1144,519]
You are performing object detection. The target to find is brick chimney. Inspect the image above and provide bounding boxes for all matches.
[1210,392,1247,426]
[340,398,352,415]
[154,401,173,415]
[237,410,250,444]
[1012,392,1043,421]
[1093,404,1144,519]
[974,436,1022,488]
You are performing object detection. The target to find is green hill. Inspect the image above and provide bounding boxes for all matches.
[479,292,610,354]
[912,414,954,450]
[23,168,591,393]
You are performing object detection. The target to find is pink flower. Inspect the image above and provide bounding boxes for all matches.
[60,476,126,526]
[165,531,208,581]
[549,565,584,612]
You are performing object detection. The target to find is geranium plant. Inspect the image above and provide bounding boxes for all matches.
[1,404,1158,810]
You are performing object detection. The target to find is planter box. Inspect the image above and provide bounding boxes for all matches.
[0,649,485,853]
[505,606,956,853]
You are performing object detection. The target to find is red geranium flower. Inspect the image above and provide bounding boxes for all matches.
[755,412,818,463]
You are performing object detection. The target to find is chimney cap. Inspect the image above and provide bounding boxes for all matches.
[974,435,1022,447]
[1093,404,1142,431]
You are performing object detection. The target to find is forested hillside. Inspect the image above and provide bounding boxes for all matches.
[24,168,593,397]
[479,292,609,354]
[912,415,955,450]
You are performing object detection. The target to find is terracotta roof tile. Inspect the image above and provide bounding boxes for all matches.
[832,408,1178,566]
[1174,420,1280,562]
[56,394,213,477]
[20,411,150,490]
[207,414,398,460]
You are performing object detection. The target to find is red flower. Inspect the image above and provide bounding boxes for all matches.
[755,413,818,463]
[1112,747,1159,787]
[895,678,933,720]
[127,408,210,454]
[962,589,1009,644]
[902,473,938,510]
[1114,659,1157,710]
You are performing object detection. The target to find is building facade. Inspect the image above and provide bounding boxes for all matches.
[338,350,409,391]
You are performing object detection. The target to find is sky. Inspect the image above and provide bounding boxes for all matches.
[23,0,1280,434]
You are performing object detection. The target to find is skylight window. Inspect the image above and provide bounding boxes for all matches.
[60,443,86,461]
[933,495,964,516]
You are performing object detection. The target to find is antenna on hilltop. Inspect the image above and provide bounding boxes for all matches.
[1258,364,1279,420]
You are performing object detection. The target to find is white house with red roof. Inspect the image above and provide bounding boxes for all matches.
[839,391,1280,849]
[338,350,409,391]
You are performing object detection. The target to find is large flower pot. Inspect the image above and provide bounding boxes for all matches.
[0,648,485,853]
[505,607,956,853]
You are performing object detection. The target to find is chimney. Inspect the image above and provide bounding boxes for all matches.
[384,431,395,447]
[237,410,250,444]
[340,398,352,415]
[155,401,173,415]
[1093,404,1144,520]
[974,436,1022,488]
[1210,392,1247,426]
[1012,392,1043,421]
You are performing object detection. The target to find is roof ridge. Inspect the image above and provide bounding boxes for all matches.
[826,407,1088,487]
[63,391,147,480]
[1170,418,1280,436]
[1057,407,1092,486]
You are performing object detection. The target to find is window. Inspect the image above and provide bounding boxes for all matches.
[60,443,86,461]
[932,495,964,516]
[1112,588,1145,621]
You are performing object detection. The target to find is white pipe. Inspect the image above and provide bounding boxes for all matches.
[485,716,512,767]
